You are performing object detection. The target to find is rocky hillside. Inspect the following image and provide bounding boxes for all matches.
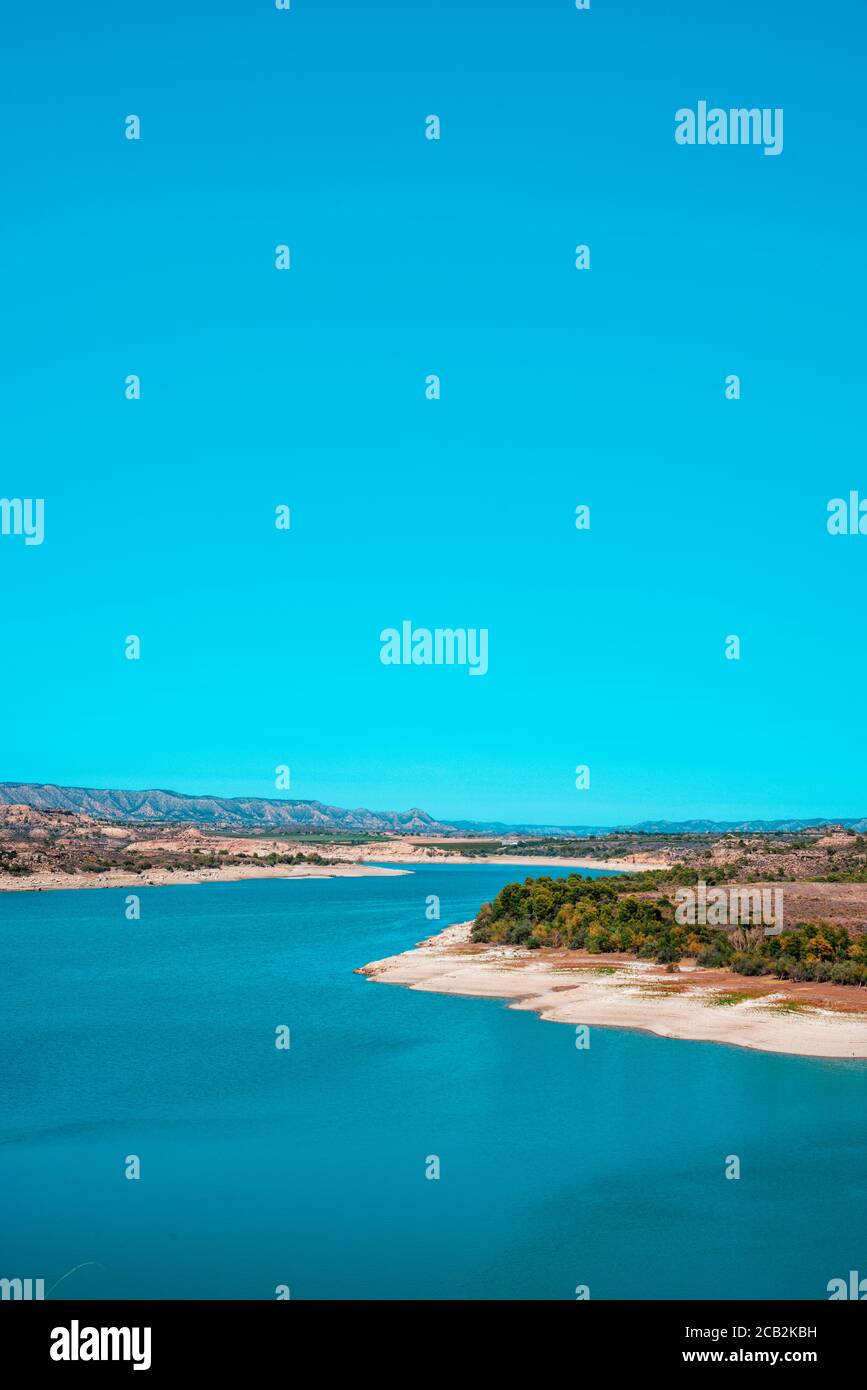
[0,783,454,834]
[0,805,349,877]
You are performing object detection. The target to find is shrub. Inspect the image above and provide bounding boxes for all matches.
[729,954,770,977]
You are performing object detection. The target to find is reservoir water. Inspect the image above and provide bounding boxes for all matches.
[1,865,865,1299]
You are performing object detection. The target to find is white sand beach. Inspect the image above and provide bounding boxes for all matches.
[0,862,410,893]
[359,922,867,1059]
[333,840,670,873]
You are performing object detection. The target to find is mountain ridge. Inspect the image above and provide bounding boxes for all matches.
[1,784,866,836]
[0,783,451,834]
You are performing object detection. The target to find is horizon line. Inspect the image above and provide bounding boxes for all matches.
[0,779,864,832]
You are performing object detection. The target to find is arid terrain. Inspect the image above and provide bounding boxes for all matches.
[0,805,412,890]
[3,808,867,934]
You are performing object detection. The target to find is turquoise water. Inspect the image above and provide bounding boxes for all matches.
[1,865,865,1301]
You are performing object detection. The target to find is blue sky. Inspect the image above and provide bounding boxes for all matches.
[1,0,865,826]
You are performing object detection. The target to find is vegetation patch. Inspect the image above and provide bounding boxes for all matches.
[705,991,754,1007]
[472,875,867,985]
[635,982,690,997]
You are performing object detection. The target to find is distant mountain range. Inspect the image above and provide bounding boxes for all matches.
[453,816,867,835]
[625,817,867,834]
[0,783,452,834]
[1,783,866,837]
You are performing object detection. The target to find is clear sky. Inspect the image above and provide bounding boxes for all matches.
[1,0,865,826]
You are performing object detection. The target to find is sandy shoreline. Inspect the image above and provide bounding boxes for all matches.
[0,862,410,893]
[0,852,661,895]
[397,854,666,872]
[341,844,669,873]
[359,922,867,1060]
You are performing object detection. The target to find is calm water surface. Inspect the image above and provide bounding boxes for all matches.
[1,865,865,1299]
